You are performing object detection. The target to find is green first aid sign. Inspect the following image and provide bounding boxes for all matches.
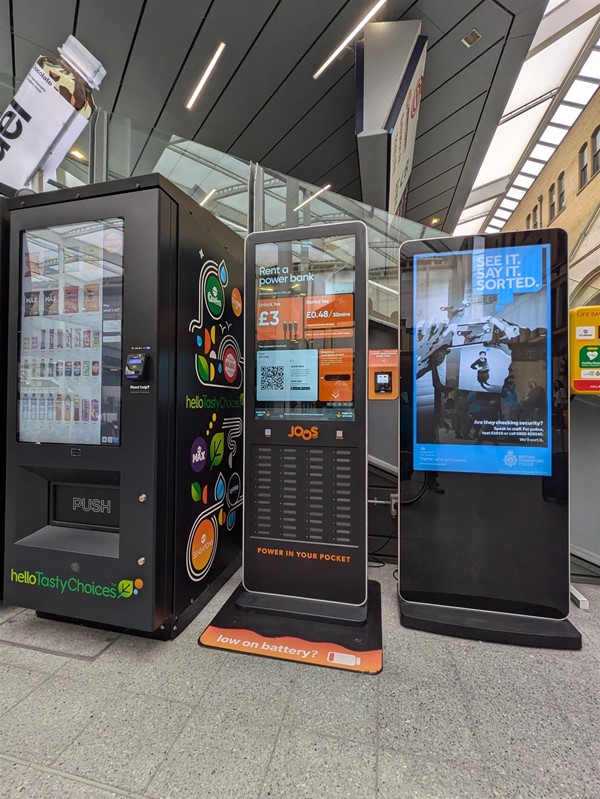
[579,346,600,368]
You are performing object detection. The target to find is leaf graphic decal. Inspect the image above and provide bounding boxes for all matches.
[210,433,224,469]
[118,579,133,598]
[197,355,210,382]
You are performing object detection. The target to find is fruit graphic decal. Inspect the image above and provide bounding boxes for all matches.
[189,254,243,390]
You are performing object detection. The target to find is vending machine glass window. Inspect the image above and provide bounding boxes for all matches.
[254,234,356,422]
[18,218,124,445]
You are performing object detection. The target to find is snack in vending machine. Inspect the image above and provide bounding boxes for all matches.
[92,330,100,348]
[66,328,72,348]
[40,329,46,349]
[92,360,100,376]
[82,360,90,377]
[82,398,89,421]
[57,329,64,348]
[91,399,99,421]
[63,286,79,314]
[74,360,81,377]
[74,328,81,348]
[83,330,90,348]
[43,289,59,315]
[31,336,39,350]
[24,291,40,317]
[83,283,100,312]
[65,360,72,377]
[73,395,80,421]
[25,253,40,276]
[23,337,30,350]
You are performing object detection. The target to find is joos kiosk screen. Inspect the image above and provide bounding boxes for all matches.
[412,242,552,477]
[254,234,356,422]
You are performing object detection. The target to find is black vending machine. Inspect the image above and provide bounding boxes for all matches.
[3,175,244,636]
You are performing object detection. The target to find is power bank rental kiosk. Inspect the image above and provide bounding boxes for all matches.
[3,175,244,636]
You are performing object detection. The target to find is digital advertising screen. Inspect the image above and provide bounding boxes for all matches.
[254,235,356,422]
[18,218,124,446]
[413,243,552,477]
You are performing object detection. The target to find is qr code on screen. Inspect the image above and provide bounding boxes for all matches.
[260,365,284,391]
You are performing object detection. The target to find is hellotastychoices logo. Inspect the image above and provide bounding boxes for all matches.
[9,569,143,599]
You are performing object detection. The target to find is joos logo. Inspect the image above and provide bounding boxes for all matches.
[288,425,318,441]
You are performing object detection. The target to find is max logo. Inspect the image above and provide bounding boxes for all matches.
[287,425,318,441]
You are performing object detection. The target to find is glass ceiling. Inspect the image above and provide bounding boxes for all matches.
[456,0,600,234]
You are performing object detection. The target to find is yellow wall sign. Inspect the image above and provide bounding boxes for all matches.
[570,306,600,394]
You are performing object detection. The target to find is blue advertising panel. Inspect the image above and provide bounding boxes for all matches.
[413,243,552,477]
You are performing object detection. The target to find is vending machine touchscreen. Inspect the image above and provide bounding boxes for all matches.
[243,223,368,608]
[18,220,123,446]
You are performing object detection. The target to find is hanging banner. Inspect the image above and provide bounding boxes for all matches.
[570,306,600,394]
[387,37,427,216]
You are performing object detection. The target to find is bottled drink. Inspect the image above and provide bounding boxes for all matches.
[91,398,99,421]
[66,328,72,348]
[82,398,89,421]
[40,329,46,349]
[47,393,54,418]
[57,329,63,348]
[49,329,54,349]
[39,359,45,378]
[31,359,37,378]
[30,393,37,420]
[73,394,80,421]
[55,393,62,421]
[56,360,63,377]
[22,393,29,420]
[39,395,45,420]
[48,358,55,377]
[64,394,71,422]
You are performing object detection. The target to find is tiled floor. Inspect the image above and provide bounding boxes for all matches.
[0,566,598,799]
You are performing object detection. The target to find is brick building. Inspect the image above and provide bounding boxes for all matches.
[502,86,600,305]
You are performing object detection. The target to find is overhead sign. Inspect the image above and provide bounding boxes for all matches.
[570,306,600,394]
[387,39,427,216]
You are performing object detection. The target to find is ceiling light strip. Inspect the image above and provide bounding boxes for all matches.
[313,0,388,79]
[293,185,331,211]
[199,188,216,206]
[186,42,226,110]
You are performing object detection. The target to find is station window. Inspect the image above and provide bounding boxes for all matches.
[526,213,531,229]
[548,184,556,221]
[532,205,539,229]
[579,143,588,188]
[558,172,566,210]
[593,126,600,176]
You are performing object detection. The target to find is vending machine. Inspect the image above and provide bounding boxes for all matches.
[0,197,8,594]
[3,174,244,636]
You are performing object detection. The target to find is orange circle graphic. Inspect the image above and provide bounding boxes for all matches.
[191,518,216,573]
[134,579,144,590]
[231,288,243,317]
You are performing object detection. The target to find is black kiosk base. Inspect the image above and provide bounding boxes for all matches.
[400,600,582,650]
[200,581,383,673]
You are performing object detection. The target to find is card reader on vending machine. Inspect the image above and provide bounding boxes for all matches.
[125,352,148,380]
